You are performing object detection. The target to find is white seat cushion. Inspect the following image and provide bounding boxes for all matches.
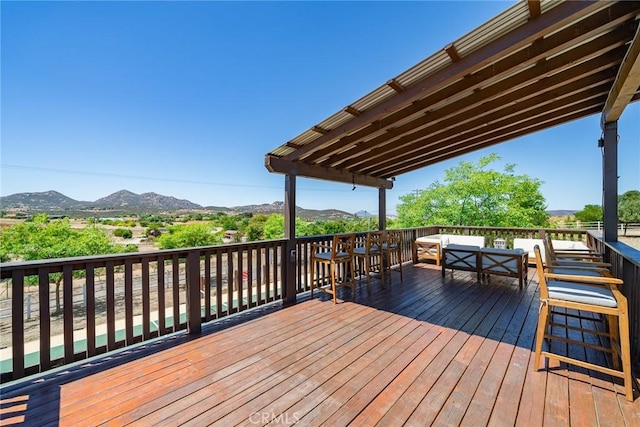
[547,280,617,307]
[315,252,350,261]
[353,247,380,255]
[447,235,484,247]
[415,235,444,245]
[480,247,525,255]
[445,244,480,251]
[548,268,604,277]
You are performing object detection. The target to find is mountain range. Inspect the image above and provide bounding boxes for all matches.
[0,190,353,219]
[0,190,575,219]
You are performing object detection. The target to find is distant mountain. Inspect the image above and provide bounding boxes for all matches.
[0,190,88,211]
[227,201,351,219]
[0,190,352,219]
[547,210,577,217]
[354,210,376,218]
[94,190,201,210]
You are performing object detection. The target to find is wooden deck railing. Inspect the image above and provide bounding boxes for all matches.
[0,240,286,382]
[589,231,640,365]
[1,225,638,382]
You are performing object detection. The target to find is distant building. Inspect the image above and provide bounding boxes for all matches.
[222,230,240,244]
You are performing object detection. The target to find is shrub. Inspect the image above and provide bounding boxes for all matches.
[113,228,133,239]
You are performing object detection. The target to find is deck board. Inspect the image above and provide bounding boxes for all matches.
[1,263,639,426]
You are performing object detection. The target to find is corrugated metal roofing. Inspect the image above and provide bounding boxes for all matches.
[266,0,640,189]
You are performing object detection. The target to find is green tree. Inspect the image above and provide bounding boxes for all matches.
[319,220,348,235]
[245,214,268,241]
[296,219,324,237]
[574,204,603,223]
[0,214,135,312]
[396,154,549,228]
[619,190,640,235]
[263,214,285,239]
[155,223,222,249]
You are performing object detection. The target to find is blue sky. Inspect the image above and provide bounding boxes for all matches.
[2,1,639,215]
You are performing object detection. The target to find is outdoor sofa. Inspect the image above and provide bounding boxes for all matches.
[512,238,590,265]
[413,234,485,265]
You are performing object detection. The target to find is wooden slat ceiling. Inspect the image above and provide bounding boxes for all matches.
[265,0,640,189]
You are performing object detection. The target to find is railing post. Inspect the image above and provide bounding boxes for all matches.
[602,120,618,242]
[186,252,201,335]
[378,187,386,231]
[284,174,297,305]
[11,271,25,379]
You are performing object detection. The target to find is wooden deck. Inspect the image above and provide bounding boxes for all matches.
[1,263,639,426]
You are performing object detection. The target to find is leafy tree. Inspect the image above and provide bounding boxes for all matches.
[0,214,135,312]
[346,216,379,232]
[185,213,204,221]
[155,223,222,249]
[263,214,285,239]
[212,212,251,233]
[296,219,324,237]
[619,190,640,235]
[139,213,170,228]
[318,220,348,235]
[245,214,269,241]
[396,154,549,228]
[574,204,603,223]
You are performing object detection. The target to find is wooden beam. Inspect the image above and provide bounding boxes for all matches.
[365,84,609,176]
[330,38,625,172]
[343,106,362,116]
[377,106,602,178]
[387,79,405,93]
[407,106,603,172]
[528,0,541,19]
[359,67,618,174]
[297,1,636,166]
[444,43,461,62]
[281,0,602,162]
[265,155,393,189]
[312,125,329,135]
[602,20,640,124]
[384,94,640,176]
[386,103,604,177]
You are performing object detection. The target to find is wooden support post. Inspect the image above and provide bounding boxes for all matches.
[378,187,386,231]
[284,174,297,305]
[187,252,202,335]
[602,120,618,242]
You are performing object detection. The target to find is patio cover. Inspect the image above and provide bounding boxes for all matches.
[265,0,640,190]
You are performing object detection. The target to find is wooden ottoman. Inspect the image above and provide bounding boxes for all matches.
[441,244,481,282]
[479,247,528,288]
